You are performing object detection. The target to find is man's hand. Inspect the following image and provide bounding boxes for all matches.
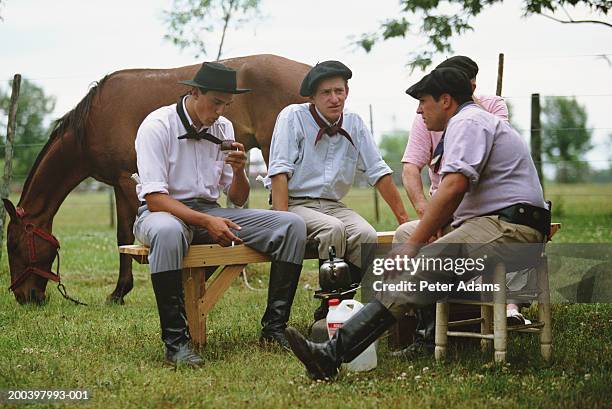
[224,142,247,172]
[204,216,243,247]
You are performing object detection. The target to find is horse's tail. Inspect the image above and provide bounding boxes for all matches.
[50,75,110,144]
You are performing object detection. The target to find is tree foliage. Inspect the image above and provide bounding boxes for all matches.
[356,0,611,71]
[163,0,262,60]
[541,96,592,183]
[0,79,56,179]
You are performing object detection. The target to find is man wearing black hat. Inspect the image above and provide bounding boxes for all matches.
[283,67,549,381]
[394,57,527,358]
[133,62,308,366]
[265,60,409,320]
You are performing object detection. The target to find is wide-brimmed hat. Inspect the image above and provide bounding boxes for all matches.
[179,62,251,94]
[436,56,479,79]
[300,60,352,97]
[406,67,472,99]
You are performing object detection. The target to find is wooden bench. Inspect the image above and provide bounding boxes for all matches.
[119,231,396,347]
[119,224,560,348]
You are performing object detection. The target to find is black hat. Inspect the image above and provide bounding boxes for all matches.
[300,60,352,97]
[406,67,472,99]
[436,56,479,79]
[179,62,251,94]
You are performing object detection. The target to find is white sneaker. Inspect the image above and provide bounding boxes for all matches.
[506,309,531,325]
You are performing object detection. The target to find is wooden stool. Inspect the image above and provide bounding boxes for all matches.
[434,256,553,363]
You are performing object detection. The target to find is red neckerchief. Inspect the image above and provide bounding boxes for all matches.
[309,104,354,147]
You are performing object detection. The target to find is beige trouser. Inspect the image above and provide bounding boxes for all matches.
[382,216,543,318]
[288,198,377,268]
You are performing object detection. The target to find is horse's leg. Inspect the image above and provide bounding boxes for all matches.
[107,178,139,304]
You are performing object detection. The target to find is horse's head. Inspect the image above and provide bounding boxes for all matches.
[3,199,60,304]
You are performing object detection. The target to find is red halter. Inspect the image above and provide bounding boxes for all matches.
[8,206,61,292]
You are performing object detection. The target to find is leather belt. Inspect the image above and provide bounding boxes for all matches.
[489,203,551,238]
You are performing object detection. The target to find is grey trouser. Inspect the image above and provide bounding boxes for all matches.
[288,198,377,268]
[382,216,543,318]
[133,198,307,274]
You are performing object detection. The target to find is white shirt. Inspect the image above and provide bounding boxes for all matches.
[266,103,392,201]
[135,99,234,202]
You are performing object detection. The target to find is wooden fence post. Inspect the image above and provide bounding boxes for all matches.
[0,74,22,261]
[531,93,544,194]
[496,53,504,97]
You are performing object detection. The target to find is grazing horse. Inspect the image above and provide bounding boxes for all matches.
[3,54,310,304]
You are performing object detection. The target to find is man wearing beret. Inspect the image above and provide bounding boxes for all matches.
[266,60,409,320]
[394,56,525,359]
[134,62,307,366]
[284,67,550,380]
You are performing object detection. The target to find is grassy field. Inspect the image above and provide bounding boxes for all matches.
[0,185,611,408]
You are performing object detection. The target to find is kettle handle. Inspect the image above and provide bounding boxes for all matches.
[328,246,336,260]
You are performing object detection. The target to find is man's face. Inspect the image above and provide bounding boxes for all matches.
[192,89,234,126]
[416,94,450,132]
[310,76,348,123]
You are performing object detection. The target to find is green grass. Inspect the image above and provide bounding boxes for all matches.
[0,185,611,408]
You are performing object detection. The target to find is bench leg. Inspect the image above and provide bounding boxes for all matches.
[182,268,207,348]
[481,305,493,352]
[493,262,507,363]
[537,256,553,362]
[434,302,449,362]
[200,264,247,316]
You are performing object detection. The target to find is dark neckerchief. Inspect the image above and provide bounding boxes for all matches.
[176,95,222,144]
[309,103,355,147]
[430,100,475,173]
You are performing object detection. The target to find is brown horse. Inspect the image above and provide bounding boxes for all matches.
[3,54,310,304]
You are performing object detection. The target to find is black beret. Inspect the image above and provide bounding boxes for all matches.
[300,61,352,97]
[436,56,479,79]
[406,67,473,99]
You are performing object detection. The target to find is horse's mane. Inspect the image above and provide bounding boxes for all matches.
[20,75,110,196]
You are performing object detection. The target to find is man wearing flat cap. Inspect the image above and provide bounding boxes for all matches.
[266,60,409,320]
[283,66,550,381]
[394,56,522,358]
[133,61,307,366]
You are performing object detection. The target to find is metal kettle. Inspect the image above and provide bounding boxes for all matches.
[319,246,352,291]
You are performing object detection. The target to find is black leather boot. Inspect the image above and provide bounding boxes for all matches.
[390,305,435,358]
[260,261,302,350]
[285,299,395,380]
[151,270,204,367]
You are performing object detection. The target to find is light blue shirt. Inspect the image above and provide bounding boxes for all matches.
[266,103,392,201]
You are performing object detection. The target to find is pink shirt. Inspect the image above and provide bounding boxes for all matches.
[401,95,509,196]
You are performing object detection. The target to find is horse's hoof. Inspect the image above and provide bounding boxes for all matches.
[106,294,125,305]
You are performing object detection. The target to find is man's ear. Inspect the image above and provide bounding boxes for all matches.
[345,82,350,98]
[442,93,453,109]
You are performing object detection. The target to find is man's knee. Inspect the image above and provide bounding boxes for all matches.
[281,211,307,238]
[150,216,188,246]
[393,220,419,243]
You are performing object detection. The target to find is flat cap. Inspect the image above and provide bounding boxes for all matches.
[300,60,352,97]
[406,67,472,99]
[436,56,479,79]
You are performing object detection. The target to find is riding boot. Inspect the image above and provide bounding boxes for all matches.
[260,261,302,350]
[285,299,395,380]
[390,305,435,358]
[150,270,204,367]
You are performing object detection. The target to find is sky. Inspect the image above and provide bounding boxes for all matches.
[1,0,611,172]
